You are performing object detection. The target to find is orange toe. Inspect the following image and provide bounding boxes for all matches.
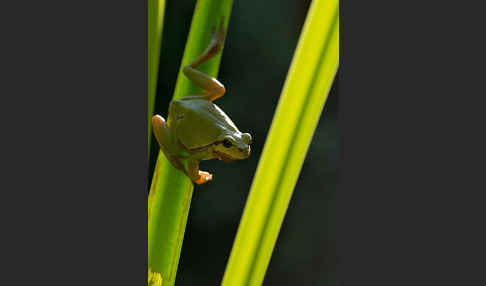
[194,171,213,184]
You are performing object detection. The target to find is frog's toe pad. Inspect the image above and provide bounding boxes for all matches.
[194,171,213,184]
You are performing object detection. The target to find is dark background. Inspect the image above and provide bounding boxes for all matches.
[4,0,485,285]
[149,0,338,284]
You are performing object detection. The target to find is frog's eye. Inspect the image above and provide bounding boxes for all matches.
[222,139,233,148]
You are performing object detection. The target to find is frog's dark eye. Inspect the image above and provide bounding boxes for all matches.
[222,139,233,148]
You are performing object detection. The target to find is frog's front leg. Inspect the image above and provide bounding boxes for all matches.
[153,115,213,184]
[186,159,213,185]
[182,17,227,102]
[152,115,185,172]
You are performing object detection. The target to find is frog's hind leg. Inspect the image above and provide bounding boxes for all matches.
[183,17,227,102]
[182,68,225,102]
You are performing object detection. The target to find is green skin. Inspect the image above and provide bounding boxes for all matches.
[152,19,252,184]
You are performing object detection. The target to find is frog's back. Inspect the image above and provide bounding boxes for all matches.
[171,98,240,149]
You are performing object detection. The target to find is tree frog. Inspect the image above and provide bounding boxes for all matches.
[152,19,252,185]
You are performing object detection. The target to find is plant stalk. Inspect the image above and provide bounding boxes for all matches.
[148,1,233,285]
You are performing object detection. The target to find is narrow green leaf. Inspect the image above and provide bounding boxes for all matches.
[148,1,233,285]
[222,0,339,285]
[148,0,166,158]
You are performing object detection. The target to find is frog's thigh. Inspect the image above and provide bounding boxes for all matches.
[182,66,225,102]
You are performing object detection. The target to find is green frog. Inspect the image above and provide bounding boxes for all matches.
[152,19,252,184]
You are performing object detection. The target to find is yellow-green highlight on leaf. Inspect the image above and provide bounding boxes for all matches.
[148,0,166,158]
[148,267,163,286]
[222,0,339,285]
[148,1,233,285]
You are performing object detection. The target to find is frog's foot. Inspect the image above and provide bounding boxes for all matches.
[209,16,227,53]
[194,171,213,184]
[189,17,227,69]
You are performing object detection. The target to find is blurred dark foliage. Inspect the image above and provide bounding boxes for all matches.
[149,0,338,285]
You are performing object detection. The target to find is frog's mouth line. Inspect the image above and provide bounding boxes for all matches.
[213,150,235,163]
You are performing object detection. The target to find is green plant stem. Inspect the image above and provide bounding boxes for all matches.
[148,1,233,285]
[222,0,339,285]
[148,0,165,159]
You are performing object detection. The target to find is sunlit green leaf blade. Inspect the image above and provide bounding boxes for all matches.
[222,0,339,285]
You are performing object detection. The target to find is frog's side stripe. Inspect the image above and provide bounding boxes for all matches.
[186,140,225,152]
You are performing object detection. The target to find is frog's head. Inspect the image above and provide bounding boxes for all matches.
[212,132,252,162]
